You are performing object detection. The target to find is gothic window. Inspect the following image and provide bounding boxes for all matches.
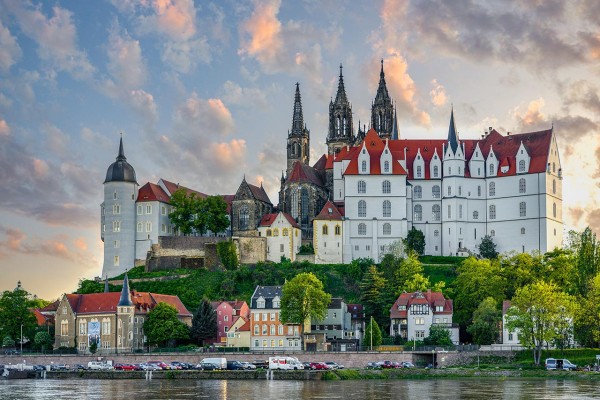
[519,202,526,217]
[384,161,390,173]
[282,228,289,236]
[322,225,328,235]
[521,227,526,235]
[489,182,496,196]
[416,166,422,178]
[553,162,556,173]
[432,185,441,198]
[361,160,367,173]
[301,188,309,226]
[458,186,462,196]
[137,222,143,232]
[553,203,557,218]
[414,185,422,199]
[358,180,366,194]
[489,205,496,220]
[336,116,341,134]
[414,205,422,221]
[432,205,441,221]
[383,200,391,218]
[239,206,249,230]
[552,179,556,194]
[146,222,151,232]
[519,178,526,193]
[358,223,367,235]
[266,229,272,237]
[382,180,391,194]
[473,211,479,220]
[273,228,279,236]
[383,223,391,235]
[113,220,121,232]
[519,160,526,172]
[433,165,439,178]
[358,200,366,217]
[335,225,341,235]
[291,190,298,219]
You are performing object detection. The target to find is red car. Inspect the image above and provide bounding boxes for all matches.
[380,360,397,369]
[114,363,137,371]
[148,361,169,370]
[309,362,330,370]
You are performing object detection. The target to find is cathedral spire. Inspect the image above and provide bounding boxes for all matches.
[334,64,348,105]
[371,59,394,138]
[327,64,354,154]
[286,83,310,174]
[117,134,126,161]
[391,106,399,140]
[447,107,459,153]
[290,83,304,136]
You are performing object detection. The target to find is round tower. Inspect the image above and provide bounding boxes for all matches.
[102,137,138,279]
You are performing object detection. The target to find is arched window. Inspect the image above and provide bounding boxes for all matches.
[432,185,441,199]
[358,223,366,235]
[291,190,298,218]
[553,203,557,218]
[489,205,496,220]
[322,225,328,235]
[266,229,272,237]
[334,225,341,235]
[552,162,556,173]
[519,160,526,172]
[282,228,289,236]
[552,179,556,194]
[432,205,441,221]
[434,230,439,237]
[361,160,367,173]
[414,205,422,221]
[490,230,495,237]
[383,223,391,235]
[519,178,526,193]
[273,228,279,236]
[382,180,391,194]
[489,164,495,175]
[433,165,439,178]
[383,200,391,218]
[519,202,526,217]
[301,188,309,226]
[473,211,479,220]
[358,180,366,194]
[414,185,422,199]
[358,200,366,217]
[489,182,495,196]
[384,161,390,173]
[521,227,526,235]
[239,206,249,230]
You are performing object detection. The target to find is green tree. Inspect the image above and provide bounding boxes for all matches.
[544,249,576,295]
[144,302,190,347]
[203,196,230,235]
[404,227,425,255]
[477,235,498,259]
[394,252,424,293]
[217,240,238,270]
[2,336,15,348]
[363,317,382,349]
[168,189,199,235]
[359,265,388,329]
[0,289,38,346]
[453,257,505,337]
[467,297,501,345]
[34,331,52,352]
[280,273,331,350]
[89,341,98,354]
[423,325,453,346]
[505,281,576,365]
[500,252,548,300]
[404,273,431,293]
[190,298,217,346]
[574,227,600,296]
[575,273,600,347]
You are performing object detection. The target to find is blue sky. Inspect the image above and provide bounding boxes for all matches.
[1,0,599,299]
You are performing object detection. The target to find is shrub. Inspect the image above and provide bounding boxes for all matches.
[217,240,238,270]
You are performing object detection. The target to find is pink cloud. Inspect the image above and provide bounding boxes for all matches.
[515,98,546,128]
[0,20,22,73]
[0,119,10,136]
[107,24,146,89]
[32,158,49,178]
[73,237,88,251]
[177,95,234,136]
[151,0,196,41]
[208,139,247,171]
[239,0,283,66]
[430,79,447,107]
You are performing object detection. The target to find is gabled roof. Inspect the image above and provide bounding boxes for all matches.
[63,291,191,316]
[150,293,192,316]
[259,212,300,228]
[312,154,327,172]
[286,161,325,186]
[238,317,251,332]
[40,300,59,313]
[33,309,53,325]
[248,182,272,204]
[251,286,282,309]
[160,179,207,199]
[390,290,453,319]
[315,200,343,221]
[137,182,171,203]
[342,129,407,175]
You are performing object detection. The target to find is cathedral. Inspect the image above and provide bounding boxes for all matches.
[102,62,563,276]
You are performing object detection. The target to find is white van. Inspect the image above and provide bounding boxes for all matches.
[200,357,226,370]
[87,361,113,370]
[545,358,577,371]
[268,357,304,370]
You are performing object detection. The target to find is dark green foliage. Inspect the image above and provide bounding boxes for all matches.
[467,297,501,345]
[298,243,314,254]
[89,341,98,354]
[169,189,229,235]
[2,336,15,348]
[363,318,382,349]
[404,227,425,255]
[77,279,105,294]
[190,298,217,346]
[478,235,499,259]
[574,227,600,297]
[144,302,190,347]
[360,265,388,329]
[34,331,52,351]
[423,325,453,346]
[0,288,38,346]
[217,240,238,270]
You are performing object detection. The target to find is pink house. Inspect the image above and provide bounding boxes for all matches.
[212,300,250,345]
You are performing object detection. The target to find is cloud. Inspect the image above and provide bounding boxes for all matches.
[0,119,10,136]
[430,79,447,107]
[587,209,600,236]
[239,0,283,67]
[107,24,147,89]
[128,89,158,122]
[138,0,197,41]
[176,95,234,136]
[161,37,210,73]
[6,1,94,79]
[43,124,70,158]
[221,80,268,108]
[0,226,91,262]
[514,98,546,129]
[208,139,247,172]
[0,20,22,73]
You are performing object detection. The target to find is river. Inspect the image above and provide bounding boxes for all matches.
[1,379,598,399]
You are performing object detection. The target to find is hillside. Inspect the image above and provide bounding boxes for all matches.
[77,257,462,312]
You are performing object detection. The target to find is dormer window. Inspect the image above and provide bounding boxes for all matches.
[257,297,265,308]
[489,164,495,175]
[398,305,406,311]
[361,160,367,172]
[384,161,389,173]
[273,297,280,308]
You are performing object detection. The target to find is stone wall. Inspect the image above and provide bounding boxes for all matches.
[296,254,315,263]
[233,236,266,264]
[145,236,227,272]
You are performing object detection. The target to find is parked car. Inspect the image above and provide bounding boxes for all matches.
[50,364,68,371]
[197,362,219,371]
[201,358,227,370]
[241,362,256,370]
[3,350,19,355]
[366,362,381,369]
[401,361,415,368]
[380,360,397,369]
[309,362,329,370]
[302,362,312,370]
[252,360,268,369]
[87,361,112,370]
[147,361,170,370]
[227,360,246,370]
[32,365,46,372]
[114,363,137,371]
[545,358,577,371]
[139,363,160,371]
[71,364,87,371]
[325,362,344,370]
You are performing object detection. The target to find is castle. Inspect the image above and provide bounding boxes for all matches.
[101,62,563,277]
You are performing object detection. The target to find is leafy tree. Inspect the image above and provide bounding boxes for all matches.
[280,273,331,350]
[574,227,600,297]
[424,325,453,346]
[363,317,382,349]
[544,249,576,295]
[203,195,230,235]
[477,235,498,259]
[34,331,52,352]
[217,240,238,270]
[404,273,431,293]
[394,252,424,293]
[190,298,217,346]
[89,341,98,354]
[28,297,52,309]
[0,289,38,346]
[169,189,230,236]
[404,227,425,255]
[359,265,388,329]
[575,272,600,347]
[144,302,190,347]
[2,336,15,348]
[500,252,548,300]
[77,279,104,294]
[505,281,576,365]
[169,189,199,235]
[453,257,505,338]
[467,297,501,345]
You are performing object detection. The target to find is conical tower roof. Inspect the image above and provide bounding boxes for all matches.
[118,272,133,307]
[104,137,137,184]
[290,83,306,136]
[374,59,391,105]
[447,108,459,153]
[333,64,349,105]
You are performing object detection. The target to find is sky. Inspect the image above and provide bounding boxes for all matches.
[0,0,599,300]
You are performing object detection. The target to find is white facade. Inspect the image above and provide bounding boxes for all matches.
[257,212,302,262]
[313,201,344,264]
[134,200,175,260]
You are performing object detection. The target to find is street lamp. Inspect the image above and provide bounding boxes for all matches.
[20,324,23,355]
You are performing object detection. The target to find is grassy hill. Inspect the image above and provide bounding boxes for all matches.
[78,256,462,312]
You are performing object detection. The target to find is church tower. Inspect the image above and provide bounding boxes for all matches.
[371,60,394,139]
[327,64,354,155]
[116,272,134,351]
[286,83,310,176]
[101,137,138,279]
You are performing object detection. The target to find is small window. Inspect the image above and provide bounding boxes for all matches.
[414,205,422,221]
[334,225,341,235]
[282,228,289,236]
[280,244,284,252]
[553,203,557,218]
[383,223,391,235]
[273,228,279,236]
[447,205,451,219]
[361,160,367,172]
[358,200,366,217]
[473,211,479,220]
[358,223,367,235]
[266,229,272,237]
[519,178,526,193]
[519,159,526,172]
[137,205,143,215]
[146,221,151,232]
[477,186,481,197]
[416,165,422,178]
[432,205,440,221]
[322,225,328,235]
[434,230,439,237]
[448,186,452,196]
[432,185,440,198]
[382,180,391,194]
[489,205,496,220]
[358,180,366,194]
[137,222,143,232]
[383,200,391,218]
[489,164,495,175]
[552,179,556,194]
[519,202,526,217]
[114,255,119,266]
[491,230,495,237]
[384,160,390,173]
[146,205,152,214]
[414,185,422,199]
[521,227,526,235]
[489,182,496,196]
[433,165,439,178]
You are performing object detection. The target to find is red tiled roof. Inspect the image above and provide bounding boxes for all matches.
[33,309,53,325]
[239,317,251,332]
[390,290,453,319]
[64,291,191,316]
[315,200,343,220]
[312,154,327,172]
[259,212,300,228]
[226,300,247,311]
[40,300,59,313]
[248,183,272,204]
[286,161,325,186]
[161,179,207,199]
[137,182,171,203]
[65,294,80,311]
[342,129,408,176]
[77,292,121,313]
[150,293,192,316]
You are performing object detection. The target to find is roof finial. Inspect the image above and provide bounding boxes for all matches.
[117,134,126,161]
[339,63,343,78]
[380,59,384,77]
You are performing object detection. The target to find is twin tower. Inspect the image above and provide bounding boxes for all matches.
[286,61,399,174]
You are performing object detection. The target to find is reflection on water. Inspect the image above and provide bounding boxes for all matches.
[0,378,598,400]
